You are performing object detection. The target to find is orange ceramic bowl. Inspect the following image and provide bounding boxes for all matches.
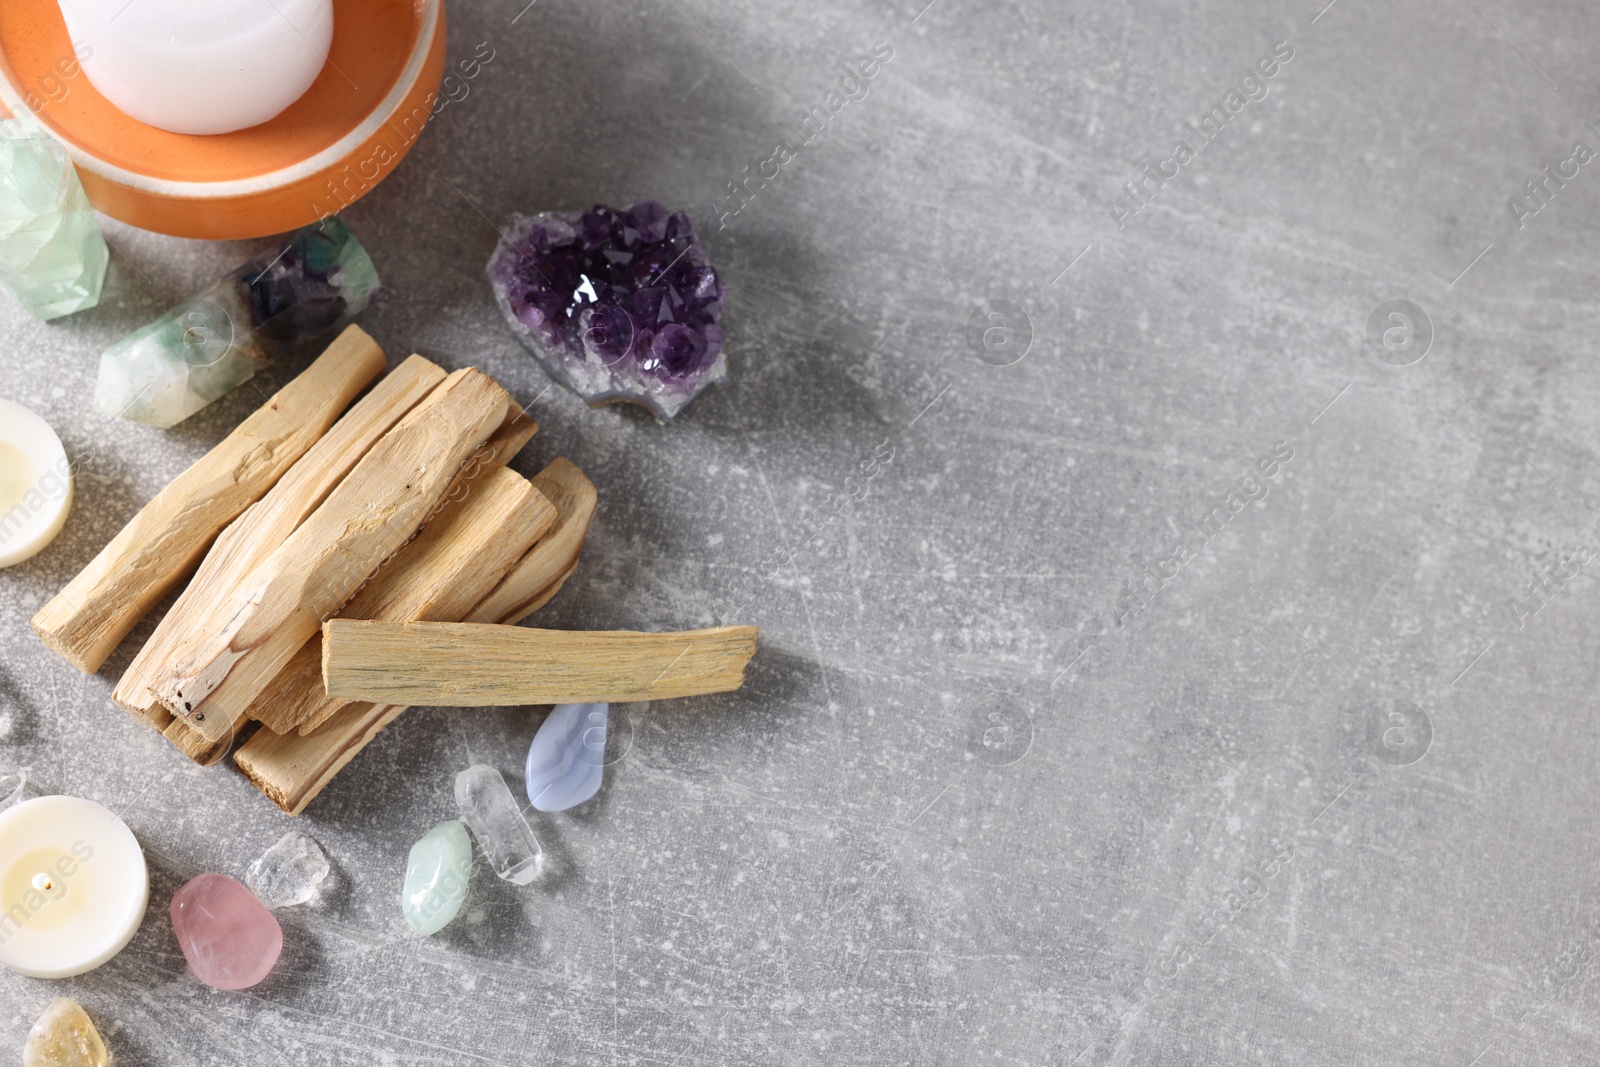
[0,0,446,239]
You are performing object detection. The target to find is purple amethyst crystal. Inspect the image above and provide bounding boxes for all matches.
[486,202,727,420]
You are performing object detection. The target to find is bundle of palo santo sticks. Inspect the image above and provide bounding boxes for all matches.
[30,325,756,814]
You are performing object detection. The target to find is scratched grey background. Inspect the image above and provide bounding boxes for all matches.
[3,0,1600,1062]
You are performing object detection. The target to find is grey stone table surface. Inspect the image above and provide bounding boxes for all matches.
[4,0,1600,1063]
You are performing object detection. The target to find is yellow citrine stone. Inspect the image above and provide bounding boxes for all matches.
[23,997,110,1067]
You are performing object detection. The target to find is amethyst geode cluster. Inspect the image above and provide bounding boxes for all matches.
[486,202,726,420]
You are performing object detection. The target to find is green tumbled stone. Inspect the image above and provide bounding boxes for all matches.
[402,819,473,935]
[92,217,381,428]
[0,117,108,322]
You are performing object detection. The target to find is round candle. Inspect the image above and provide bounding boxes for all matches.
[0,795,148,978]
[56,0,333,135]
[0,399,73,569]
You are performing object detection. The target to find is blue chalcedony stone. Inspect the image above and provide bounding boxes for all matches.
[525,703,608,812]
[401,820,473,935]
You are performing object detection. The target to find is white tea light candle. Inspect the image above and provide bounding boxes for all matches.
[0,795,148,978]
[0,398,73,569]
[56,0,334,135]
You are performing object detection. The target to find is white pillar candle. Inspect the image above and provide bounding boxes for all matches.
[0,795,149,978]
[0,399,73,569]
[56,0,334,135]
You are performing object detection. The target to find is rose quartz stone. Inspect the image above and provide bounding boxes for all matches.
[170,873,283,990]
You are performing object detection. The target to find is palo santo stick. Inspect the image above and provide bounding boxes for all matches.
[481,407,540,474]
[499,560,578,627]
[168,403,541,757]
[471,457,597,625]
[237,460,595,810]
[496,560,578,623]
[162,715,240,767]
[155,368,512,739]
[162,409,540,758]
[251,467,556,735]
[237,565,583,814]
[31,325,387,674]
[405,402,540,535]
[238,702,406,814]
[324,622,759,706]
[151,406,540,766]
[114,353,448,730]
[294,456,591,736]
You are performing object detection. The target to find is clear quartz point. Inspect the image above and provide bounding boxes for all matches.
[454,764,544,885]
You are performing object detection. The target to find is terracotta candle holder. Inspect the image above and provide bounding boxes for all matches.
[0,0,447,239]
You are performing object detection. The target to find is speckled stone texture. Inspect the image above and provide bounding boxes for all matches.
[4,0,1600,1063]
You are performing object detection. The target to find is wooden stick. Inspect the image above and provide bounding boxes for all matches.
[324,622,759,706]
[405,403,539,534]
[503,559,579,625]
[114,353,448,730]
[154,368,511,739]
[251,466,556,735]
[236,702,406,814]
[293,464,585,737]
[31,326,387,674]
[471,457,597,625]
[162,715,244,767]
[235,566,581,815]
[236,460,595,811]
[165,404,541,758]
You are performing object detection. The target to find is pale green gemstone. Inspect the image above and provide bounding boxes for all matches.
[402,820,474,935]
[93,217,380,428]
[92,287,267,428]
[0,117,108,321]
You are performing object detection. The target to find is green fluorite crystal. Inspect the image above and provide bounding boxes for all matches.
[94,285,265,429]
[402,820,473,935]
[0,118,108,321]
[93,217,381,428]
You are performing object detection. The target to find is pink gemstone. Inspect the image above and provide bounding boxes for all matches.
[170,873,283,990]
